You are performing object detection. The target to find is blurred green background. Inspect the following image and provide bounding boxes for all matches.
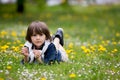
[0,0,120,80]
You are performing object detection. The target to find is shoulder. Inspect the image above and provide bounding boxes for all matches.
[44,42,57,57]
[24,41,32,47]
[48,43,56,49]
[45,43,56,53]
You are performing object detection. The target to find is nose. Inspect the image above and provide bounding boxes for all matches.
[36,35,40,39]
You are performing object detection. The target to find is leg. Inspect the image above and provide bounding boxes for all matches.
[53,37,60,51]
[53,37,69,62]
[53,28,69,62]
[59,44,69,62]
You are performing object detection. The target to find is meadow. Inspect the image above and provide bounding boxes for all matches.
[0,3,120,80]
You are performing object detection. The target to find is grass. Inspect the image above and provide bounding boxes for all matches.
[0,3,120,80]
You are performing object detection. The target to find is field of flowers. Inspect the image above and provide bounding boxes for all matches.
[0,4,120,80]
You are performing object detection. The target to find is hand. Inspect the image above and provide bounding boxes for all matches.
[33,50,42,58]
[21,47,29,57]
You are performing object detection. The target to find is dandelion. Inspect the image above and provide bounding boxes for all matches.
[11,46,20,52]
[40,77,46,80]
[11,31,17,37]
[93,28,97,33]
[1,45,9,50]
[98,45,106,52]
[7,66,12,70]
[112,41,117,45]
[70,55,74,59]
[15,40,21,44]
[81,46,91,53]
[0,78,4,80]
[69,73,76,78]
[81,46,86,50]
[116,32,120,37]
[20,30,26,37]
[111,49,118,53]
[6,42,11,45]
[90,46,96,52]
[66,49,73,54]
[65,34,70,38]
[0,30,7,37]
[99,36,103,40]
[106,40,110,44]
[19,44,24,47]
[113,49,118,52]
[84,48,91,53]
[0,45,9,52]
[68,42,74,48]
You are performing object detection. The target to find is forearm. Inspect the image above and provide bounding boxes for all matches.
[36,56,43,64]
[24,56,29,63]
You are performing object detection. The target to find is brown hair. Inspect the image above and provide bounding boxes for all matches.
[25,21,52,42]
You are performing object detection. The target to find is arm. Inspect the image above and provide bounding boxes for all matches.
[22,41,33,63]
[21,47,29,62]
[33,50,43,64]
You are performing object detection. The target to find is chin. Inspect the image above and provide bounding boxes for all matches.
[36,44,42,47]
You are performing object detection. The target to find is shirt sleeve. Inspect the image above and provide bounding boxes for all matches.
[43,43,57,65]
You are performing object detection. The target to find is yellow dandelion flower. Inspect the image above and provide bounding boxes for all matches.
[50,32,53,36]
[7,42,11,45]
[68,42,74,48]
[65,34,70,38]
[11,31,17,37]
[116,32,120,37]
[81,46,86,50]
[70,55,74,59]
[0,30,7,35]
[112,49,118,53]
[112,41,117,45]
[40,77,46,80]
[69,73,76,78]
[19,44,24,47]
[21,30,26,37]
[66,49,73,54]
[0,45,9,52]
[1,45,9,50]
[114,49,118,52]
[98,45,106,52]
[106,40,110,44]
[16,40,21,44]
[99,36,103,40]
[12,46,20,52]
[0,78,4,80]
[90,46,95,51]
[93,28,97,32]
[84,48,91,53]
[7,66,12,70]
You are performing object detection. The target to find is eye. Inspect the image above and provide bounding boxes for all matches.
[39,33,44,36]
[32,34,37,36]
[40,34,43,36]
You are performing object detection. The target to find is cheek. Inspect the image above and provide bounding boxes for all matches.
[31,37,35,41]
[44,36,46,40]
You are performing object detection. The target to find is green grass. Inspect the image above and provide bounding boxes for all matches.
[0,3,120,80]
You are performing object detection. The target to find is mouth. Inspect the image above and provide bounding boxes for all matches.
[36,41,41,43]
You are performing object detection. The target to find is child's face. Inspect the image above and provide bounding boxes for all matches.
[31,33,46,48]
